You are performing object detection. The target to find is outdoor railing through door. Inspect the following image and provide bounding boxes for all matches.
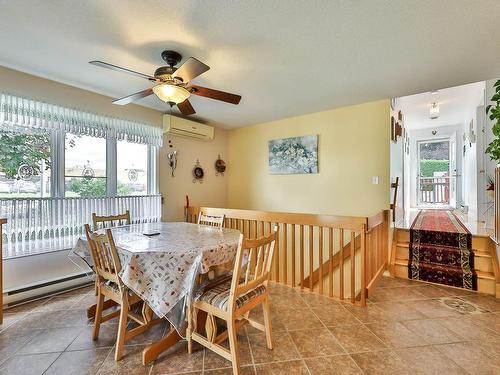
[419,176,450,204]
[186,207,389,306]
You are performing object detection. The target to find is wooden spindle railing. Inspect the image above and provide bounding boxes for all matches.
[186,207,389,306]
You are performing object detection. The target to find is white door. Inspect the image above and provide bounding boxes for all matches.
[449,136,457,208]
[417,139,452,207]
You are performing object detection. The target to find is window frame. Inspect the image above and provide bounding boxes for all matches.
[50,130,158,198]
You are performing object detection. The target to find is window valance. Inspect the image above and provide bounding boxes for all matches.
[0,92,163,146]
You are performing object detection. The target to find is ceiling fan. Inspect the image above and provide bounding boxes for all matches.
[89,50,241,115]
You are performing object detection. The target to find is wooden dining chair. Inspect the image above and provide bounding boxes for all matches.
[187,227,278,375]
[198,212,225,228]
[84,224,162,361]
[92,210,131,231]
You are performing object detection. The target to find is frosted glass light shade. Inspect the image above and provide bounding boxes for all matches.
[430,102,440,119]
[153,83,190,104]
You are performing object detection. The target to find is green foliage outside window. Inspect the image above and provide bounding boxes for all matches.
[420,159,449,177]
[485,80,500,161]
[66,178,133,197]
[0,130,51,179]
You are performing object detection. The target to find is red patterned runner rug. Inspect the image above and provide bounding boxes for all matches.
[408,210,477,290]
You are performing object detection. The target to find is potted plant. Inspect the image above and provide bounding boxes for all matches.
[485,80,500,160]
[486,176,495,201]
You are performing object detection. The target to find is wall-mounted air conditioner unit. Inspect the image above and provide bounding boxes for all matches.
[163,115,214,141]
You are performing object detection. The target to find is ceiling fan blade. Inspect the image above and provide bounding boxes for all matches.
[173,57,210,82]
[113,88,154,105]
[177,99,196,115]
[189,85,241,105]
[89,60,156,81]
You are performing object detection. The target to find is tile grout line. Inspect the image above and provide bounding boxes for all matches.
[305,294,383,374]
[243,326,257,375]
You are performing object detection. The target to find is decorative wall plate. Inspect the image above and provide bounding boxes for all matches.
[128,169,138,182]
[82,160,95,180]
[215,155,226,176]
[193,159,204,183]
[17,164,34,181]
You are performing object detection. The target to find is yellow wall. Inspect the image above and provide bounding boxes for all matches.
[160,128,228,221]
[227,99,390,217]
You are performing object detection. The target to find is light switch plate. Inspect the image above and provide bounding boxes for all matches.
[372,176,379,185]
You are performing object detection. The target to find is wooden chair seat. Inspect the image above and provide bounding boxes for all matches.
[196,275,267,311]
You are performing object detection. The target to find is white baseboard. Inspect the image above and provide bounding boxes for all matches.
[3,249,94,306]
[3,272,94,306]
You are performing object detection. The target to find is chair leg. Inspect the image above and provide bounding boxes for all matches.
[262,297,273,350]
[114,301,129,361]
[187,305,193,354]
[92,292,104,341]
[227,318,241,375]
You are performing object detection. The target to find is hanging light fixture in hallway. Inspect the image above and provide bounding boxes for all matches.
[430,102,440,119]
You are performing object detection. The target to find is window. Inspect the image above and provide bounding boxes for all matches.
[0,129,51,197]
[117,140,148,196]
[65,134,107,197]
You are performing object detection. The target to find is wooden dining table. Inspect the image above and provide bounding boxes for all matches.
[70,221,241,364]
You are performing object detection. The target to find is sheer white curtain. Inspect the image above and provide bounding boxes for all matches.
[1,195,162,258]
[0,92,163,146]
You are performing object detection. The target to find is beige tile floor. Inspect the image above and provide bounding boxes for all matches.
[1,277,500,375]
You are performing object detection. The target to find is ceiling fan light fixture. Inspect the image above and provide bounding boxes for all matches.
[153,83,190,104]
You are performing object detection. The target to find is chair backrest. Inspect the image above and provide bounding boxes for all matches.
[84,224,123,289]
[198,212,225,228]
[228,226,278,312]
[92,210,131,231]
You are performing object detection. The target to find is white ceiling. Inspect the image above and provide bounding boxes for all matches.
[398,81,485,130]
[1,1,500,128]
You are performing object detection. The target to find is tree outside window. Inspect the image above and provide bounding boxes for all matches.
[0,130,51,197]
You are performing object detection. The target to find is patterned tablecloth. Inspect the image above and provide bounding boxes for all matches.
[70,222,241,333]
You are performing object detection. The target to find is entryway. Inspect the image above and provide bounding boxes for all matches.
[417,138,455,208]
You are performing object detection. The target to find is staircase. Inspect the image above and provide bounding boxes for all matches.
[391,228,500,296]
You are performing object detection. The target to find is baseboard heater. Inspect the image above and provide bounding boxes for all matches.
[3,272,94,308]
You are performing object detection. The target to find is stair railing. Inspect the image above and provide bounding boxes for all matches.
[186,206,389,306]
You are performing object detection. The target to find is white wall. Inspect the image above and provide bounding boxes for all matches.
[389,99,405,223]
[462,107,481,221]
[479,79,500,226]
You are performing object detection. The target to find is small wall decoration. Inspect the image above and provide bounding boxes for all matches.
[215,155,226,176]
[468,119,476,144]
[193,159,204,183]
[127,168,138,182]
[167,150,178,177]
[82,160,95,180]
[268,135,318,174]
[17,163,34,181]
[391,115,403,143]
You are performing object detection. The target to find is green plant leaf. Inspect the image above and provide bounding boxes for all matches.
[494,80,500,87]
[486,104,492,113]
